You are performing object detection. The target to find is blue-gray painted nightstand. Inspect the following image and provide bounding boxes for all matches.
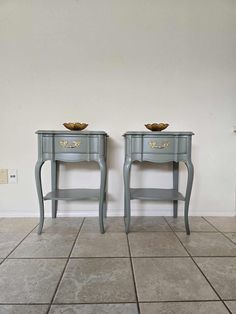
[35,130,108,234]
[123,131,194,234]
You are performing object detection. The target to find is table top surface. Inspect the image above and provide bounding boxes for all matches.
[123,131,194,136]
[36,130,109,136]
[36,130,194,137]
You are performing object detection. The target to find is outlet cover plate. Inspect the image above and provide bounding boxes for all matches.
[8,169,17,184]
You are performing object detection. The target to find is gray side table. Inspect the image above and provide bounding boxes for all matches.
[123,131,194,234]
[35,130,108,234]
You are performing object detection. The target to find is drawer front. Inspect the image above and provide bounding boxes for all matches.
[55,136,99,153]
[43,136,99,154]
[132,136,187,154]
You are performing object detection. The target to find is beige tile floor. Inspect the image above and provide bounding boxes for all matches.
[0,216,236,313]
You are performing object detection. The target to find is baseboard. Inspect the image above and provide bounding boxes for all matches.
[1,209,235,217]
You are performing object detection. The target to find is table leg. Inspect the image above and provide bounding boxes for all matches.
[103,191,107,218]
[51,160,58,218]
[103,137,108,219]
[98,157,106,234]
[184,160,194,235]
[103,154,108,219]
[123,158,132,234]
[173,161,179,218]
[35,160,45,234]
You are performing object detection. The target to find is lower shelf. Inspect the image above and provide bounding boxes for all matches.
[44,188,100,201]
[130,188,185,201]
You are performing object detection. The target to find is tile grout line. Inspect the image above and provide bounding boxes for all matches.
[163,217,190,256]
[222,302,234,314]
[163,218,232,314]
[201,217,220,231]
[125,221,141,314]
[202,217,223,232]
[2,222,39,262]
[137,300,233,304]
[1,300,236,305]
[6,255,236,260]
[202,217,236,247]
[46,217,85,314]
[7,256,131,260]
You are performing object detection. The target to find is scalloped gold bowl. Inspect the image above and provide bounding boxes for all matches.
[63,122,88,131]
[145,123,169,131]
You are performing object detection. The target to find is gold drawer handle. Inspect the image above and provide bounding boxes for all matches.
[149,141,170,149]
[59,140,81,148]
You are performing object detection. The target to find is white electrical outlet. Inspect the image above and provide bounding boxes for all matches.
[8,169,17,184]
[0,169,8,184]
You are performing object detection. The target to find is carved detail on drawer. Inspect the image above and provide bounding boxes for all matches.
[59,140,81,149]
[149,141,170,149]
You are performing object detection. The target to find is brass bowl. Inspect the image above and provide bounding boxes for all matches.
[145,123,169,131]
[63,122,88,131]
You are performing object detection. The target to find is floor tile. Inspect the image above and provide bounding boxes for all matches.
[0,259,66,303]
[128,232,188,257]
[0,218,38,233]
[133,257,218,302]
[176,232,236,256]
[139,301,229,314]
[195,257,236,300]
[71,233,129,257]
[225,301,236,313]
[41,218,83,234]
[54,258,136,303]
[50,304,138,314]
[0,232,27,258]
[204,217,236,232]
[9,232,77,258]
[81,217,125,233]
[224,233,236,244]
[165,217,216,232]
[0,305,49,314]
[130,217,171,232]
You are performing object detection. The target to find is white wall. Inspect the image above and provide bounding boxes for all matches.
[0,0,236,217]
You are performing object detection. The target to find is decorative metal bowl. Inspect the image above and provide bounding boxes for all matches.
[63,122,88,131]
[145,123,169,131]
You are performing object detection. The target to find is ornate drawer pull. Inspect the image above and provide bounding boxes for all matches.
[149,141,170,149]
[59,140,81,148]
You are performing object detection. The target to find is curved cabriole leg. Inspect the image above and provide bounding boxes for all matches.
[98,158,107,234]
[35,160,45,234]
[103,156,108,219]
[51,160,58,218]
[103,137,108,219]
[103,191,107,219]
[173,161,179,218]
[184,160,194,235]
[123,158,132,234]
